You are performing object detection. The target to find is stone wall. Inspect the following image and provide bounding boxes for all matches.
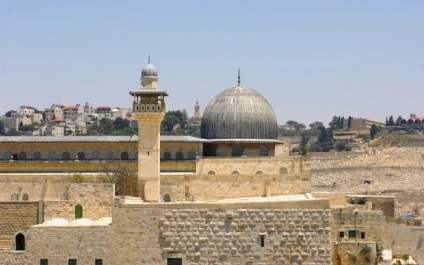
[161,173,311,202]
[43,183,114,221]
[332,242,377,265]
[0,202,38,249]
[384,223,424,263]
[0,251,27,265]
[330,206,386,247]
[27,226,113,264]
[27,198,332,265]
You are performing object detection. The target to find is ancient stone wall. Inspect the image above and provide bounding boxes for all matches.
[0,202,38,249]
[161,173,311,202]
[27,198,332,265]
[27,226,113,265]
[330,206,386,246]
[384,223,424,263]
[0,251,27,265]
[43,183,114,221]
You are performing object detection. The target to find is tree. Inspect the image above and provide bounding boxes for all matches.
[300,135,309,147]
[97,164,138,196]
[294,123,306,131]
[395,116,403,126]
[388,115,395,126]
[5,128,20,136]
[329,116,344,130]
[370,124,378,139]
[309,121,324,131]
[285,120,298,131]
[113,117,130,130]
[0,121,4,135]
[99,118,115,135]
[347,116,353,128]
[5,110,16,117]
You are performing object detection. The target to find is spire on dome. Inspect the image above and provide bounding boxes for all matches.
[237,69,241,86]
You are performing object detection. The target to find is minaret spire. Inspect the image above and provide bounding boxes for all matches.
[237,69,241,86]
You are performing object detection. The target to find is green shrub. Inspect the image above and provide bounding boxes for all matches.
[348,254,357,262]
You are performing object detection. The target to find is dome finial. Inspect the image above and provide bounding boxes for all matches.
[237,69,241,86]
[148,55,151,63]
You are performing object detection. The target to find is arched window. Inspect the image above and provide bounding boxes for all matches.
[18,151,27,160]
[176,151,184,160]
[121,151,129,160]
[188,151,196,160]
[62,151,70,160]
[208,171,215,175]
[232,146,244,157]
[11,193,18,201]
[15,233,25,251]
[279,167,288,174]
[77,152,85,160]
[163,194,171,202]
[163,151,171,160]
[106,151,114,161]
[91,151,100,160]
[259,146,268,156]
[256,170,263,175]
[33,151,42,160]
[75,205,83,219]
[231,170,239,175]
[47,151,56,161]
[4,151,12,160]
[22,193,29,201]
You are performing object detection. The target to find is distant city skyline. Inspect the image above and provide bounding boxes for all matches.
[2,1,423,126]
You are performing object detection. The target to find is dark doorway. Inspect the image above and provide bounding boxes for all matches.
[167,258,182,265]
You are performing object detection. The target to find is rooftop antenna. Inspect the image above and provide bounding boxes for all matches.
[237,69,241,86]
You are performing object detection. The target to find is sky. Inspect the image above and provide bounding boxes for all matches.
[1,1,423,126]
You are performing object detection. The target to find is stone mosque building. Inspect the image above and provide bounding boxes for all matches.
[0,59,335,264]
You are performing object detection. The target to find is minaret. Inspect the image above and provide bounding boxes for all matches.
[130,57,168,202]
[194,100,201,119]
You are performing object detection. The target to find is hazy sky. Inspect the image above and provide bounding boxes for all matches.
[1,1,423,126]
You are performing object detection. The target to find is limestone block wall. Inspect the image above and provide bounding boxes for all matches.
[330,206,386,245]
[159,208,331,265]
[27,226,113,265]
[43,183,114,221]
[0,251,27,265]
[384,223,424,263]
[111,199,331,265]
[0,174,72,202]
[160,173,311,202]
[23,198,331,265]
[0,202,38,249]
[197,157,308,175]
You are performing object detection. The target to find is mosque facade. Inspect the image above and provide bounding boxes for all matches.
[0,59,333,265]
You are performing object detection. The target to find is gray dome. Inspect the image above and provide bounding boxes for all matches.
[201,85,278,139]
[141,58,158,78]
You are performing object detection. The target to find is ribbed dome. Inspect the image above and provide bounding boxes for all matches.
[141,58,158,78]
[201,86,278,140]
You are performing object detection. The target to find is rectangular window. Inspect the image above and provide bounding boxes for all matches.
[348,230,356,238]
[167,258,182,265]
[260,235,265,247]
[95,259,103,265]
[40,259,48,265]
[360,232,366,239]
[339,231,345,238]
[68,259,77,265]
